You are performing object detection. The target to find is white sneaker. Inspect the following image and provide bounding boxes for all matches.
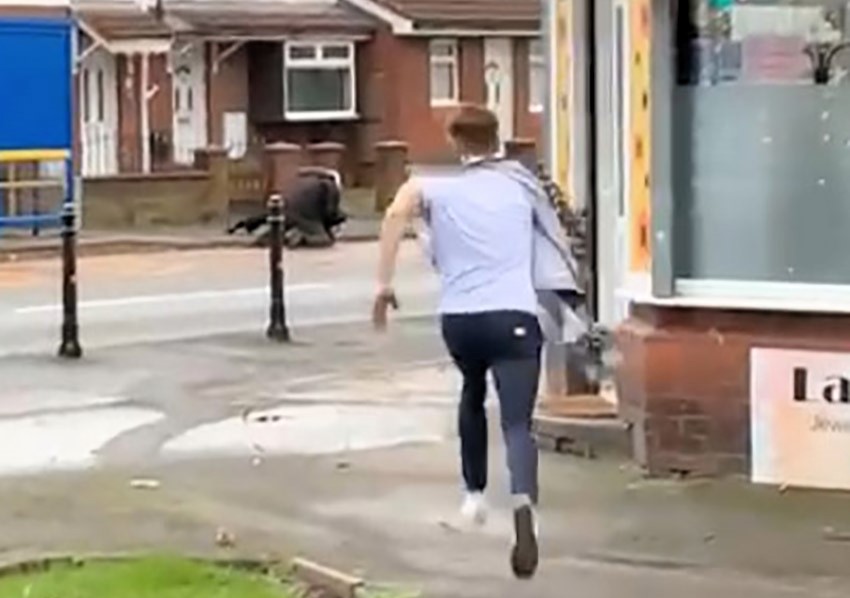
[460,492,488,526]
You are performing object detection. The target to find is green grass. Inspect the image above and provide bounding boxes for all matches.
[0,556,297,598]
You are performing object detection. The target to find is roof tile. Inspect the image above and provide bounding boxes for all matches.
[376,0,539,29]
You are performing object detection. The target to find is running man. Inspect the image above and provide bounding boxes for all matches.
[373,105,575,579]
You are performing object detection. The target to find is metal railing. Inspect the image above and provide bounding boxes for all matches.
[0,149,81,358]
[0,152,68,234]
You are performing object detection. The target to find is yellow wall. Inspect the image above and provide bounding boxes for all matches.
[552,0,572,201]
[629,0,652,273]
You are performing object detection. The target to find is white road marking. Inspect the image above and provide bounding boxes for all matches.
[14,283,332,315]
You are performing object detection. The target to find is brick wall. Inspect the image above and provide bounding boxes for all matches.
[0,6,67,16]
[393,36,453,162]
[108,53,180,172]
[208,43,254,148]
[617,316,751,477]
[355,27,397,174]
[617,304,850,478]
[82,171,214,228]
[460,38,486,105]
[148,53,173,167]
[377,35,541,163]
[117,54,141,172]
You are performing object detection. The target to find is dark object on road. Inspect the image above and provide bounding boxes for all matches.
[59,202,82,359]
[228,171,347,248]
[266,194,290,343]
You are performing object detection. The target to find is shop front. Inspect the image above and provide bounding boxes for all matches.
[614,0,850,488]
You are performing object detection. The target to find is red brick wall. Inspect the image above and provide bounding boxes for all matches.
[614,305,850,478]
[371,34,540,164]
[383,36,488,163]
[117,54,141,172]
[394,36,449,162]
[459,38,486,105]
[148,53,172,166]
[0,5,67,16]
[114,54,170,172]
[147,55,171,134]
[360,29,398,144]
[208,43,253,147]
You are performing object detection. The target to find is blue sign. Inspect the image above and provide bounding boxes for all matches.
[0,17,73,153]
[0,18,73,151]
[0,16,74,232]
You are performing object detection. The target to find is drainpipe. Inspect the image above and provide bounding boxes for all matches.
[584,0,599,321]
[140,51,152,173]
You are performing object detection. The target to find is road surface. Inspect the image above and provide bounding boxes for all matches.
[0,242,438,357]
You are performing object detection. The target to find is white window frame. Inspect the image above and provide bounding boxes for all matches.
[429,38,459,107]
[529,38,545,113]
[283,40,357,122]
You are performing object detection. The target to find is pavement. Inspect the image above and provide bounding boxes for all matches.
[1,327,850,597]
[1,245,850,596]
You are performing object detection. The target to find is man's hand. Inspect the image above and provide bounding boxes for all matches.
[372,288,400,331]
[375,179,421,331]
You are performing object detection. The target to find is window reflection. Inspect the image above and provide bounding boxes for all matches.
[671,1,850,285]
[676,0,850,86]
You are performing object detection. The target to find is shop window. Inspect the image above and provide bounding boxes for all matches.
[676,0,850,86]
[672,0,850,285]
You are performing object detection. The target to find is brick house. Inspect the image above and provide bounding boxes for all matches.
[74,0,543,183]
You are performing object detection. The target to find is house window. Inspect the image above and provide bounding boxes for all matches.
[429,39,459,105]
[284,41,356,121]
[529,38,545,113]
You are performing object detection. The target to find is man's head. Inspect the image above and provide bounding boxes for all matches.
[448,105,500,158]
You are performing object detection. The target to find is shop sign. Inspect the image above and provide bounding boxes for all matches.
[752,348,850,489]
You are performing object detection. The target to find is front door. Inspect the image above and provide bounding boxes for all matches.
[484,37,515,146]
[79,48,118,176]
[171,43,207,165]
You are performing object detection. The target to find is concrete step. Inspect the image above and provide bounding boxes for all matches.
[533,413,631,460]
[538,393,618,419]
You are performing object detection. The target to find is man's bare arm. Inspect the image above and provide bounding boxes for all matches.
[377,178,422,292]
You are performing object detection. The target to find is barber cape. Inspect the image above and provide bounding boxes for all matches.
[415,158,588,343]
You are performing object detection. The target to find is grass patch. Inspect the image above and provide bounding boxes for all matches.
[0,556,297,598]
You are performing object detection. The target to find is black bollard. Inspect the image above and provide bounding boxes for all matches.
[58,202,82,358]
[266,193,290,342]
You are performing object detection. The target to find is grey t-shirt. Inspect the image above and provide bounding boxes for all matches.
[420,168,537,316]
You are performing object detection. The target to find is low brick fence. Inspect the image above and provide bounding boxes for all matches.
[82,171,214,229]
